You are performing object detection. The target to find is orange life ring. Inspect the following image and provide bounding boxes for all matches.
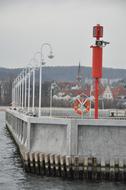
[73,98,90,115]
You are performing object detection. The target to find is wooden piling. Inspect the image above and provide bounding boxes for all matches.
[54,155,60,177]
[29,152,35,173]
[49,154,55,176]
[44,154,50,176]
[18,151,126,181]
[65,156,71,178]
[39,153,44,176]
[34,152,39,174]
[60,155,65,178]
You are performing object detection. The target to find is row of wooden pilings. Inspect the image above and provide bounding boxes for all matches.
[22,152,126,181]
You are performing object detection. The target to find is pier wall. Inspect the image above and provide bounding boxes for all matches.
[5,109,126,180]
[6,109,126,159]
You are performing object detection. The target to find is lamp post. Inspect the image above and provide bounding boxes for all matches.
[32,66,35,113]
[50,82,57,117]
[12,80,15,107]
[27,64,35,113]
[12,79,17,108]
[18,77,20,107]
[27,64,32,113]
[24,52,40,114]
[20,70,24,110]
[38,43,54,117]
[15,80,17,107]
[17,77,20,108]
[27,55,38,113]
[32,52,41,114]
[12,81,14,107]
[24,67,28,109]
[25,53,40,114]
[32,63,38,114]
[19,75,21,108]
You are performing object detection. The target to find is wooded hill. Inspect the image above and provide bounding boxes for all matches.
[0,66,126,81]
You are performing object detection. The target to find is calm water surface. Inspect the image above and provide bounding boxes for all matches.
[0,112,126,190]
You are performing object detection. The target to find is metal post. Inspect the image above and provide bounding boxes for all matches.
[17,80,19,107]
[28,67,31,112]
[95,78,99,119]
[18,80,19,107]
[39,64,42,117]
[15,83,17,107]
[19,77,22,108]
[15,80,17,107]
[13,81,16,107]
[50,83,57,117]
[50,84,53,117]
[24,69,27,109]
[12,82,14,106]
[22,73,24,109]
[12,83,14,106]
[39,43,54,117]
[89,82,92,118]
[17,82,18,107]
[31,52,41,115]
[32,68,35,114]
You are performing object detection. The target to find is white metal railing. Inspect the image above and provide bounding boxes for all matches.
[10,107,126,120]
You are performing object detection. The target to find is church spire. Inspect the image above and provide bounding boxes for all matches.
[76,62,82,83]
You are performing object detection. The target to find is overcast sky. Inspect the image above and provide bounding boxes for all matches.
[0,0,126,69]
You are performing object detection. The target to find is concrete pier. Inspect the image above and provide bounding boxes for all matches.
[5,108,126,180]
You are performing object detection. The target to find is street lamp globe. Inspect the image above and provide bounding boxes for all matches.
[48,51,54,59]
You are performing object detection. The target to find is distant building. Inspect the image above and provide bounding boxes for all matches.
[111,85,126,99]
[102,85,113,100]
[51,79,126,109]
[76,62,82,84]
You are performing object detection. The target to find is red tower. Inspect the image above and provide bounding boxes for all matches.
[91,24,109,119]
